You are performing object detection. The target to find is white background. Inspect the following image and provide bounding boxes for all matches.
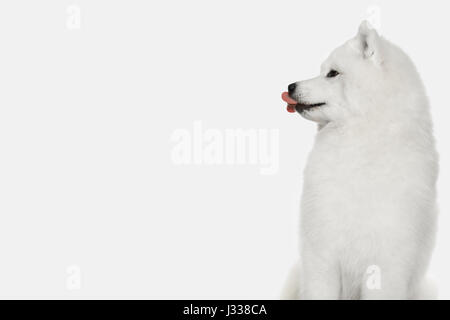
[0,0,448,299]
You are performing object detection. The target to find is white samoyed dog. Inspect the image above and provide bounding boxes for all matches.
[281,21,439,300]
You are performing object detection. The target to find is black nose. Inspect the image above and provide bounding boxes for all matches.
[288,83,297,95]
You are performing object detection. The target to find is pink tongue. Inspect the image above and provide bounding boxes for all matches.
[281,92,297,105]
[286,104,296,113]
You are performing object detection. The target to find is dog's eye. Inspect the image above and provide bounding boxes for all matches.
[326,70,339,78]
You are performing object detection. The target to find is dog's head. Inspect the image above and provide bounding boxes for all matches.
[284,21,417,124]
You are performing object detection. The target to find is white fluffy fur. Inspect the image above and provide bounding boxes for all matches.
[282,22,439,300]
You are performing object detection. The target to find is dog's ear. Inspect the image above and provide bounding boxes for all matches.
[355,21,382,63]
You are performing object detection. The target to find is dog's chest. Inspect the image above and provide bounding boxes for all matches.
[299,130,417,249]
